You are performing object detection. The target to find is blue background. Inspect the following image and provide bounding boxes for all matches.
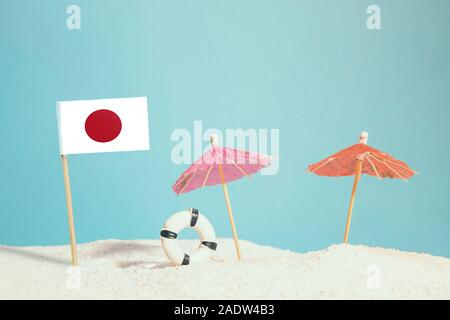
[1,0,449,257]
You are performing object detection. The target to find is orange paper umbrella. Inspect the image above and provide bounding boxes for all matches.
[307,132,417,243]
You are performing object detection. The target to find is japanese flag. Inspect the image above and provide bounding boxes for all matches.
[56,97,150,155]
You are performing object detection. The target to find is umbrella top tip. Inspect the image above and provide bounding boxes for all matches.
[210,134,219,145]
[359,131,369,144]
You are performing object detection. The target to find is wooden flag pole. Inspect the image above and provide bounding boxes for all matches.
[343,159,363,243]
[218,163,242,261]
[61,155,79,265]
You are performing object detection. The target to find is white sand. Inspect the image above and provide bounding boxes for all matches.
[0,239,449,300]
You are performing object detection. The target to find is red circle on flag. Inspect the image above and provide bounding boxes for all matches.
[85,109,122,143]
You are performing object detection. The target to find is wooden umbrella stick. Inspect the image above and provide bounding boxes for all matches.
[218,163,242,261]
[343,159,363,243]
[61,155,79,266]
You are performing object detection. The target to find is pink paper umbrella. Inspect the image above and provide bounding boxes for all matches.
[172,134,271,260]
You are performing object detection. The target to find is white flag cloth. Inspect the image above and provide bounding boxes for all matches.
[56,97,150,155]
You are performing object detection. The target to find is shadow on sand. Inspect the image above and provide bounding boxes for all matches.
[85,241,160,258]
[0,246,70,266]
[0,242,174,269]
[83,241,173,270]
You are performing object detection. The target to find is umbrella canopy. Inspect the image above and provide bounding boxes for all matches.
[173,142,271,195]
[307,132,416,181]
[172,134,271,260]
[307,132,417,243]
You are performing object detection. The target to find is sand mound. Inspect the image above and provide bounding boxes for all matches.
[0,239,449,299]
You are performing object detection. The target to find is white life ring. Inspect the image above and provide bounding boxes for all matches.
[160,208,217,266]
